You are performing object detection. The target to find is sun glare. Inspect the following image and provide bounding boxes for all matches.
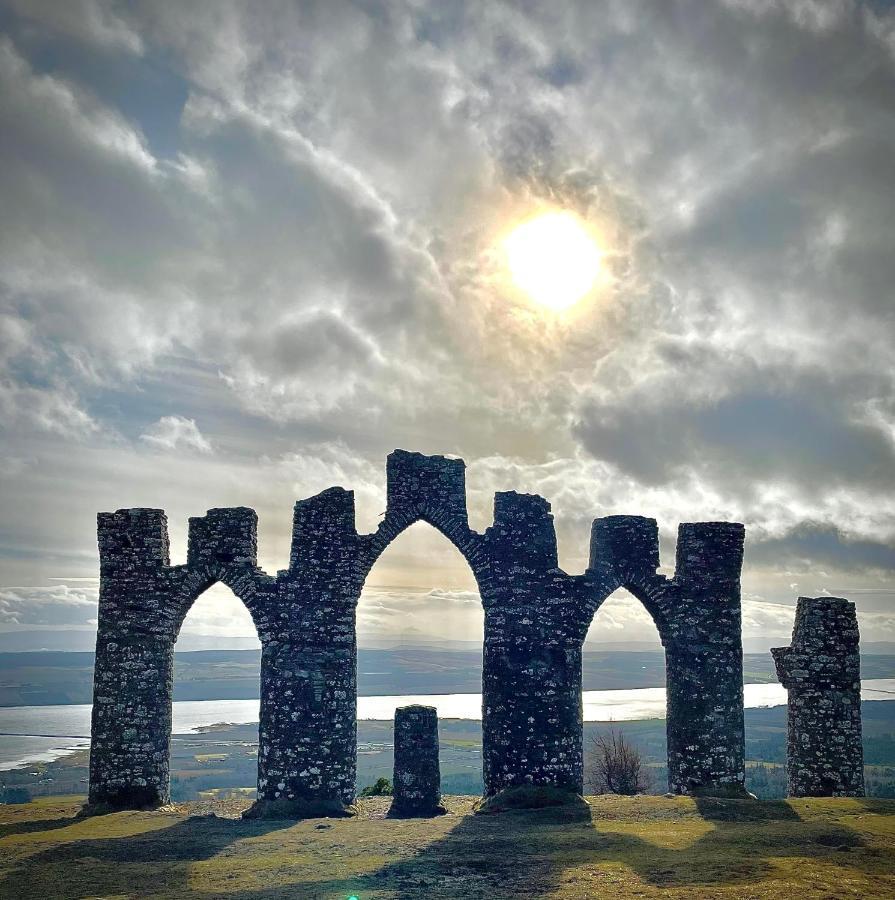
[503,211,601,311]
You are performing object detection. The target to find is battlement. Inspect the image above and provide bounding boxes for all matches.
[97,508,170,576]
[674,521,745,589]
[290,487,357,570]
[385,449,467,520]
[489,491,557,568]
[588,515,660,576]
[188,507,257,568]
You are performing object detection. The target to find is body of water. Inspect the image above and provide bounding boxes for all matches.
[2,679,893,770]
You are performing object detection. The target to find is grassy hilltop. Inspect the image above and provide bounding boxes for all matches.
[1,794,894,899]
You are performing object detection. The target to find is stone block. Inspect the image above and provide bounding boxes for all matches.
[389,705,444,816]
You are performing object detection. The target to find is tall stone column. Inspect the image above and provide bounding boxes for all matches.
[390,705,444,816]
[482,492,583,795]
[772,596,864,797]
[250,487,361,817]
[89,509,176,809]
[665,522,747,796]
[254,637,356,815]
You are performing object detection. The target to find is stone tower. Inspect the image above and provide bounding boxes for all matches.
[772,596,864,797]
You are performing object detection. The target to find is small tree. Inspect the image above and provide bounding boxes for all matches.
[359,777,392,797]
[588,728,650,795]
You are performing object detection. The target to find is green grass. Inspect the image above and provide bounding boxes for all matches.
[1,794,894,898]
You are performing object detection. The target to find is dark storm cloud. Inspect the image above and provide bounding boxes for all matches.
[574,351,895,491]
[749,523,895,574]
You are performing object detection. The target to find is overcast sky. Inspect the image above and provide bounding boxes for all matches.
[0,0,893,652]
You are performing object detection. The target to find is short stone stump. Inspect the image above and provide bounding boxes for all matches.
[388,705,445,817]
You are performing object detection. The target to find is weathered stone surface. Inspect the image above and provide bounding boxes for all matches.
[772,597,864,797]
[88,449,760,814]
[578,517,747,797]
[389,705,443,816]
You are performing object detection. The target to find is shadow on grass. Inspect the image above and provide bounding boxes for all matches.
[278,797,881,899]
[853,797,895,814]
[0,816,84,839]
[1,797,889,900]
[0,813,294,900]
[693,796,800,821]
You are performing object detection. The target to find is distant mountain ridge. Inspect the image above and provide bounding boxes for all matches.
[4,627,895,655]
[1,646,894,707]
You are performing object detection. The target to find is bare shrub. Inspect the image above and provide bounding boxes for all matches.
[588,728,650,795]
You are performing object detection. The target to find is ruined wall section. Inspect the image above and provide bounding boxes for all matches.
[772,597,864,797]
[251,452,488,817]
[89,449,750,814]
[250,486,362,817]
[480,491,583,795]
[576,517,746,796]
[89,507,272,810]
[664,522,746,795]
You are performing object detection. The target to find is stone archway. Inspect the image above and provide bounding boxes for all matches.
[575,516,747,796]
[88,450,749,815]
[88,507,271,810]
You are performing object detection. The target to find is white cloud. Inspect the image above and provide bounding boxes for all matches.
[140,416,213,454]
[0,1,892,643]
[5,0,144,54]
[0,584,98,625]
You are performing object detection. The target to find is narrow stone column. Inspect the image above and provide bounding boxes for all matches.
[666,522,747,796]
[772,596,864,797]
[253,639,356,816]
[665,644,745,795]
[248,487,360,818]
[389,705,444,816]
[481,492,582,795]
[89,509,176,810]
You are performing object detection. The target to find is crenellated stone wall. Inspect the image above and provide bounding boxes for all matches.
[577,517,747,796]
[88,448,762,814]
[772,597,864,797]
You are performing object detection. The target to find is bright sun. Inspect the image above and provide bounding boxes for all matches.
[503,211,601,311]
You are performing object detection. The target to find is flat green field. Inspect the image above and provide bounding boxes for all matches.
[1,795,894,899]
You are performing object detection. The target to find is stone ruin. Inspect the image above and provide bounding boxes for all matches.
[773,597,864,797]
[87,448,864,814]
[390,705,444,817]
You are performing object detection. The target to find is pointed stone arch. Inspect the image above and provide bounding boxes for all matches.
[88,507,273,810]
[87,449,749,815]
[575,515,747,796]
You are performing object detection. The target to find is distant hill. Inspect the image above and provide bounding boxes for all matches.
[6,627,894,655]
[0,630,263,653]
[1,647,893,707]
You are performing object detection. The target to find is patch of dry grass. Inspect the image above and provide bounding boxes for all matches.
[0,794,893,898]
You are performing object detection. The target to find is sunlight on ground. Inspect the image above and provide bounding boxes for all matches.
[2,795,894,898]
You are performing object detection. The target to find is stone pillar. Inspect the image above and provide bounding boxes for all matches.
[482,492,582,795]
[385,449,467,520]
[254,639,356,816]
[187,507,258,569]
[389,705,444,816]
[89,509,176,809]
[666,522,747,796]
[772,597,864,797]
[589,515,662,583]
[249,487,360,817]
